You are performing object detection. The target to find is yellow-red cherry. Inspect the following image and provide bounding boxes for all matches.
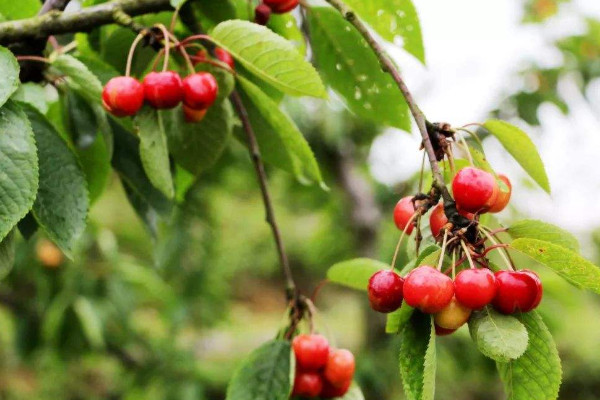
[320,378,351,399]
[434,296,472,330]
[263,0,299,14]
[182,72,219,110]
[489,174,512,213]
[403,266,454,314]
[102,76,144,117]
[323,349,355,387]
[493,270,543,314]
[454,268,496,310]
[292,334,330,371]
[452,167,499,213]
[393,196,416,234]
[143,71,183,109]
[434,324,456,336]
[429,203,474,239]
[254,3,272,25]
[292,371,323,397]
[367,270,404,313]
[183,105,207,123]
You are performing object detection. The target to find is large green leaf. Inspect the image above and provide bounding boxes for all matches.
[483,120,550,193]
[267,14,306,55]
[23,105,88,257]
[307,7,410,131]
[468,307,528,362]
[51,54,103,101]
[12,82,49,114]
[237,76,324,186]
[509,219,579,253]
[0,46,19,108]
[226,340,294,400]
[422,316,437,400]
[497,312,561,400]
[510,238,600,293]
[399,313,435,400]
[399,245,440,275]
[386,302,414,334]
[339,384,365,400]
[134,106,174,199]
[0,0,40,20]
[211,20,326,98]
[343,0,425,64]
[0,230,15,280]
[0,101,38,242]
[327,258,390,291]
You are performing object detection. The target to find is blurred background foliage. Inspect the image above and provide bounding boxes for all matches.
[1,0,600,399]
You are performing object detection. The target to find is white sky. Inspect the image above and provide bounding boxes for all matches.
[369,0,600,243]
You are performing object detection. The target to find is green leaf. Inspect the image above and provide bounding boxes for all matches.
[327,257,390,291]
[0,46,19,108]
[422,316,436,400]
[0,0,40,20]
[338,384,365,400]
[497,312,561,400]
[170,0,188,8]
[237,76,324,186]
[51,54,103,101]
[267,14,306,55]
[399,313,435,400]
[134,106,174,199]
[42,292,72,343]
[73,297,105,349]
[399,245,440,275]
[307,7,410,131]
[468,307,529,362]
[510,238,600,293]
[509,219,579,253]
[0,101,38,242]
[0,230,15,280]
[343,0,425,64]
[78,133,111,205]
[386,302,414,334]
[23,105,88,257]
[11,82,48,114]
[211,20,326,98]
[483,120,550,193]
[226,340,294,400]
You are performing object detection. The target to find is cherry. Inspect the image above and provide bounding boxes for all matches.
[263,0,299,14]
[292,371,323,397]
[493,270,543,314]
[324,349,355,387]
[393,196,416,234]
[254,3,272,25]
[434,324,456,336]
[489,174,512,213]
[452,167,499,213]
[292,334,330,371]
[143,71,183,109]
[182,72,219,110]
[320,379,352,399]
[183,105,207,123]
[403,266,454,314]
[429,203,474,239]
[101,76,144,117]
[434,296,472,330]
[192,49,208,66]
[215,48,235,70]
[367,270,404,313]
[454,268,496,310]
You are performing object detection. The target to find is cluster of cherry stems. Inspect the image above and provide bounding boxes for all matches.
[369,167,543,335]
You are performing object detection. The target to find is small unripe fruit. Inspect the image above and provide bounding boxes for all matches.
[215,48,235,70]
[493,270,543,314]
[292,371,323,397]
[454,268,497,310]
[393,196,416,234]
[403,266,454,314]
[324,349,355,387]
[429,203,474,239]
[36,239,64,269]
[489,174,512,213]
[263,0,299,14]
[434,324,456,336]
[182,72,219,110]
[434,296,472,330]
[452,167,499,213]
[367,270,404,313]
[320,378,352,399]
[183,105,207,123]
[254,3,272,25]
[143,71,184,109]
[292,334,330,371]
[102,76,144,117]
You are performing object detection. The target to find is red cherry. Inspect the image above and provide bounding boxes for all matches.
[292,371,323,397]
[493,270,543,314]
[182,72,219,110]
[254,3,272,25]
[215,48,235,70]
[323,349,355,387]
[320,378,351,399]
[429,203,474,238]
[434,296,472,330]
[102,76,144,117]
[292,334,330,371]
[403,266,454,314]
[489,174,512,213]
[435,324,456,336]
[454,268,496,310]
[143,71,183,109]
[367,270,404,313]
[183,105,207,123]
[452,167,499,213]
[192,49,208,66]
[263,0,299,14]
[393,196,416,234]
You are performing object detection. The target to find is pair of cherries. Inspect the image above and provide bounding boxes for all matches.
[254,0,300,25]
[368,266,543,334]
[291,334,355,399]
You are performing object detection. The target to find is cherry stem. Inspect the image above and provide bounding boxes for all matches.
[479,227,515,271]
[166,30,195,75]
[460,240,476,269]
[451,249,457,279]
[418,151,426,193]
[455,127,483,148]
[178,34,213,47]
[189,55,236,75]
[437,230,449,271]
[390,211,420,270]
[154,24,171,72]
[310,279,329,304]
[125,31,147,77]
[169,5,180,33]
[16,55,50,64]
[304,298,318,334]
[457,137,474,166]
[481,243,510,257]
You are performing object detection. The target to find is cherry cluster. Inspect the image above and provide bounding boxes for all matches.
[254,0,300,25]
[291,334,355,399]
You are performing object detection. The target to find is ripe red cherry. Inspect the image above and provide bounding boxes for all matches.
[367,270,404,313]
[454,268,496,310]
[493,270,543,314]
[324,349,355,387]
[489,174,512,213]
[183,105,207,123]
[292,371,323,397]
[254,3,272,25]
[393,196,416,234]
[403,266,454,314]
[143,71,183,109]
[263,0,299,14]
[182,72,219,110]
[215,48,235,70]
[192,49,208,66]
[321,378,352,399]
[434,296,472,330]
[429,203,474,239]
[434,324,456,336]
[452,167,499,213]
[292,334,330,371]
[102,76,144,117]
